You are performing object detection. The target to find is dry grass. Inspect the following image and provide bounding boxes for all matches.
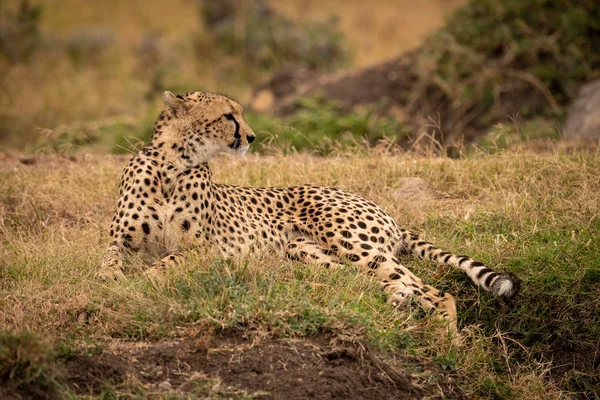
[273,0,464,67]
[1,147,599,398]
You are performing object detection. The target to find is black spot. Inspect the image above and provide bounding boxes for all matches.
[339,240,353,250]
[476,267,493,279]
[367,261,380,269]
[142,223,150,235]
[485,272,498,287]
[358,221,367,229]
[346,254,360,262]
[182,220,190,231]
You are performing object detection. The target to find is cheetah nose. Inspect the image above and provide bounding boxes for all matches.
[247,134,255,144]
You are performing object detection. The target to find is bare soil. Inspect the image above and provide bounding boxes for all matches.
[61,332,466,399]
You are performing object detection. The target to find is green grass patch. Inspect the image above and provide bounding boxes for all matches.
[248,98,410,153]
[417,213,600,397]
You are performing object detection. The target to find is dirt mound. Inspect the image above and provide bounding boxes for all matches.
[63,333,465,399]
[251,50,547,145]
[251,52,417,118]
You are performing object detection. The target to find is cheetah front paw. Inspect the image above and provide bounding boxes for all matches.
[143,265,168,283]
[94,266,124,281]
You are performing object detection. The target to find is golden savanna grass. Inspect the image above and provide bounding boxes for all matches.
[1,147,599,398]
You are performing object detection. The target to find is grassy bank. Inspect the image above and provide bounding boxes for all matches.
[1,147,598,398]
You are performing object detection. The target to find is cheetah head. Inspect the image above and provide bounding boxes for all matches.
[160,91,256,163]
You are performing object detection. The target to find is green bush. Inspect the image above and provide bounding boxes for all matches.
[0,1,42,63]
[198,0,349,71]
[415,0,600,127]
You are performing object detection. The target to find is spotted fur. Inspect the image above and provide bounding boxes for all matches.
[99,91,521,332]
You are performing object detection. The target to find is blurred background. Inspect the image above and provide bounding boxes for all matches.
[0,0,598,154]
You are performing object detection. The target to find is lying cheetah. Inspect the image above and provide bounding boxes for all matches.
[99,91,520,332]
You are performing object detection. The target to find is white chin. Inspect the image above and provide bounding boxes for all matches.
[238,146,249,156]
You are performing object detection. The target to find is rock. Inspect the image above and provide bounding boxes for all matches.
[158,380,172,391]
[563,80,600,140]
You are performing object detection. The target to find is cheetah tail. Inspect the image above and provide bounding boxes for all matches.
[406,235,521,300]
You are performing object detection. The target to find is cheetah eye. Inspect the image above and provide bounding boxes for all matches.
[223,113,234,120]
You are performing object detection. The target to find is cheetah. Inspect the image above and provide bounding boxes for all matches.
[99,91,520,333]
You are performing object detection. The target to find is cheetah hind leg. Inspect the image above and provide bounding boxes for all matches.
[349,253,459,339]
[385,270,459,341]
[143,253,186,282]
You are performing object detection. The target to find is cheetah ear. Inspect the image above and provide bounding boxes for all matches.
[163,91,186,112]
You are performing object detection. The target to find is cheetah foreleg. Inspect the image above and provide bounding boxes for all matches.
[96,245,125,281]
[143,253,186,280]
[285,237,345,269]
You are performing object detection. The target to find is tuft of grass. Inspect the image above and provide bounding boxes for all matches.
[0,331,61,399]
[476,118,561,153]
